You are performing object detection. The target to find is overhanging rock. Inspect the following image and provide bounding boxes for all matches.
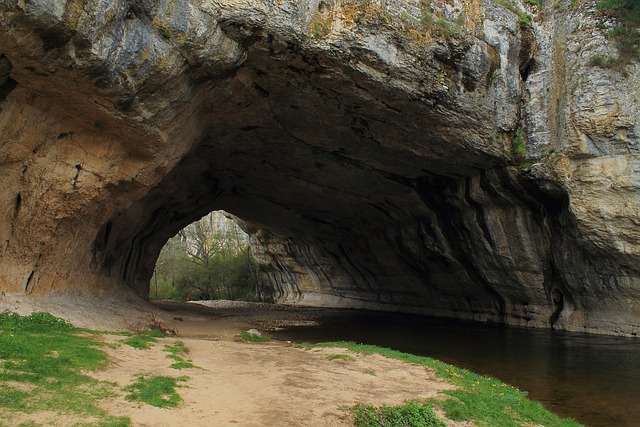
[0,0,639,336]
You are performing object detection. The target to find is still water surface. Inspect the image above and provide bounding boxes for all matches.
[272,310,639,426]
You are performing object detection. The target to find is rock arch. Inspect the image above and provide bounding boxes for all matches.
[1,0,639,335]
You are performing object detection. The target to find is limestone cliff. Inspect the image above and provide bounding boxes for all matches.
[0,0,638,336]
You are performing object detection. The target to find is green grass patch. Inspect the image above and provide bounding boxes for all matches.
[350,401,446,427]
[311,14,332,38]
[164,341,196,370]
[493,0,533,27]
[121,329,164,350]
[124,375,188,408]
[239,331,270,342]
[364,368,377,376]
[310,342,583,427]
[0,311,131,426]
[326,353,355,361]
[589,53,622,69]
[511,127,527,157]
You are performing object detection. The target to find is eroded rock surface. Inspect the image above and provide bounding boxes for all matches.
[0,0,639,335]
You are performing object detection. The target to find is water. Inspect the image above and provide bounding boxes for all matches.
[272,310,640,426]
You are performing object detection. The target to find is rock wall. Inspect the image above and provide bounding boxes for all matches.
[0,0,639,335]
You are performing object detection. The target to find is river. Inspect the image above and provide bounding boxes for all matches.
[272,310,639,426]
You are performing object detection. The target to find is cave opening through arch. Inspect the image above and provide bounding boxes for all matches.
[150,210,266,302]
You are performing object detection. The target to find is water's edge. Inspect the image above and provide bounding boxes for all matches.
[272,309,639,427]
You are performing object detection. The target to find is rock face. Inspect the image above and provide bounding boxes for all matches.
[0,0,639,336]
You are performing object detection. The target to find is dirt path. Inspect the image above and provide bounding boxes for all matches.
[91,336,463,427]
[85,300,471,426]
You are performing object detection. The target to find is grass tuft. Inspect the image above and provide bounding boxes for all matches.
[511,127,527,157]
[350,401,446,427]
[121,329,164,350]
[326,353,355,361]
[239,331,270,342]
[164,341,197,370]
[124,375,188,408]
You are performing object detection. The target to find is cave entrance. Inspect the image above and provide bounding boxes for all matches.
[150,211,265,303]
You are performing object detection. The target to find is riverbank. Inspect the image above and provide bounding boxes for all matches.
[0,301,584,426]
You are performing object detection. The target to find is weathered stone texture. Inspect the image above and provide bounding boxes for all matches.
[0,0,639,335]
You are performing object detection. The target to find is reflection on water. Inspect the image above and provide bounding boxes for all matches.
[273,311,639,426]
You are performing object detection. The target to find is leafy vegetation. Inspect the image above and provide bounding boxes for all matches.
[589,53,622,69]
[341,0,393,27]
[596,0,640,67]
[121,329,165,350]
[326,353,355,361]
[511,127,527,157]
[152,211,268,302]
[164,341,197,370]
[239,331,270,342]
[311,14,332,38]
[493,0,534,28]
[419,12,464,38]
[124,375,188,408]
[308,342,583,427]
[350,401,446,427]
[0,311,130,426]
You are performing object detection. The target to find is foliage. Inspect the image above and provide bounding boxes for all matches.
[419,12,463,38]
[589,53,622,69]
[350,401,446,427]
[493,0,534,28]
[596,0,640,65]
[239,331,270,342]
[342,0,393,27]
[121,329,164,350]
[164,341,197,370]
[511,127,526,157]
[152,211,267,302]
[312,14,332,38]
[308,342,583,427]
[325,353,355,361]
[0,311,130,426]
[517,13,533,28]
[124,375,188,408]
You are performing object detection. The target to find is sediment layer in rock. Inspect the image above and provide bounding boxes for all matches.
[1,0,639,336]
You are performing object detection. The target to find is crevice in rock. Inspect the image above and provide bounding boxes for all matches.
[72,164,82,191]
[0,77,17,104]
[94,221,113,253]
[24,270,35,293]
[23,257,40,294]
[34,27,73,51]
[549,288,565,327]
[518,25,537,82]
[13,194,21,218]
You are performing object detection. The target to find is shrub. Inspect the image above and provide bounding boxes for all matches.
[350,401,446,427]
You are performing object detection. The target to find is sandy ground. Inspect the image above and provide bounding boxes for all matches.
[87,301,473,427]
[2,298,474,426]
[91,336,464,427]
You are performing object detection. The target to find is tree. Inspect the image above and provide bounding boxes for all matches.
[152,211,265,301]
